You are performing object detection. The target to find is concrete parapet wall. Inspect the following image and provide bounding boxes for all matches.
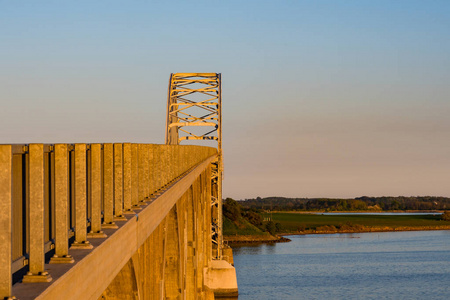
[0,143,217,300]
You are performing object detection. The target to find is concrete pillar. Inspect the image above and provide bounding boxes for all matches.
[123,143,134,214]
[103,144,117,229]
[164,146,171,187]
[167,146,174,184]
[182,147,187,174]
[138,234,148,300]
[23,144,52,282]
[0,145,13,298]
[131,144,140,209]
[88,144,106,238]
[71,144,92,249]
[147,144,154,198]
[148,144,156,197]
[186,187,196,300]
[114,143,126,221]
[138,144,145,203]
[164,207,181,300]
[205,166,213,263]
[193,177,204,295]
[143,145,150,200]
[177,194,188,299]
[153,146,163,193]
[99,260,139,300]
[50,144,75,263]
[157,219,166,300]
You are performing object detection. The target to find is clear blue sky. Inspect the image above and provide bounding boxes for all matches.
[1,1,449,199]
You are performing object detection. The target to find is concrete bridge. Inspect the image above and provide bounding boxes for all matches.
[0,74,237,299]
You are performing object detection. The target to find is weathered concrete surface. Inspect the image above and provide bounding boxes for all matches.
[222,246,234,266]
[12,154,217,300]
[5,143,233,300]
[0,145,12,298]
[22,144,52,283]
[204,260,238,298]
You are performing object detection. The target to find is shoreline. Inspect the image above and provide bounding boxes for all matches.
[225,226,450,244]
[267,210,444,214]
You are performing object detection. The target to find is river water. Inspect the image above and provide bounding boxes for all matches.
[232,231,450,299]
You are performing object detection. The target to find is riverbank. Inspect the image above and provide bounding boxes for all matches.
[264,212,449,231]
[224,234,290,244]
[225,212,450,244]
[275,210,443,214]
[281,224,450,235]
[225,225,450,244]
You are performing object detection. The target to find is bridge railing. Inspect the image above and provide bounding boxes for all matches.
[0,143,216,297]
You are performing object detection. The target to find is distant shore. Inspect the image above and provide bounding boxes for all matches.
[224,234,290,244]
[267,210,444,214]
[224,209,450,244]
[282,225,450,235]
[225,225,450,244]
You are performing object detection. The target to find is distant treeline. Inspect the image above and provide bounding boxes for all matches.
[238,196,450,211]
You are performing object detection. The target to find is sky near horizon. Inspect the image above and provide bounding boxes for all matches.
[1,1,449,199]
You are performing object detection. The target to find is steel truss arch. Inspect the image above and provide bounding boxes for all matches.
[165,73,223,259]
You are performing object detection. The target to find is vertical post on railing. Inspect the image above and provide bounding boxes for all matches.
[143,144,150,200]
[162,146,169,188]
[123,143,133,214]
[148,144,155,197]
[102,144,117,229]
[153,146,162,193]
[113,143,126,221]
[88,144,106,238]
[131,144,140,209]
[71,144,92,249]
[138,144,145,203]
[50,144,74,263]
[0,145,13,298]
[23,144,52,282]
[147,144,153,198]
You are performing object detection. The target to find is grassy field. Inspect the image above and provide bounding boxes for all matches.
[263,212,449,233]
[223,215,268,236]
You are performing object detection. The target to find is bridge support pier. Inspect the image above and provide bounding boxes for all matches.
[204,259,238,298]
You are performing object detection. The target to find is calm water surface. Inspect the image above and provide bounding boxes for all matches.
[232,231,450,299]
[318,212,442,215]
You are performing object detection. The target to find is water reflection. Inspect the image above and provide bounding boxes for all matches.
[232,231,450,300]
[232,242,277,255]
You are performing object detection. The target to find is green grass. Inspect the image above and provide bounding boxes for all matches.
[223,216,269,236]
[264,212,445,231]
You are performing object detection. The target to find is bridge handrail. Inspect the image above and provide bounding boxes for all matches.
[0,143,216,298]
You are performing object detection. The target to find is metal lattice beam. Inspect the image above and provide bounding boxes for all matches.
[165,73,223,259]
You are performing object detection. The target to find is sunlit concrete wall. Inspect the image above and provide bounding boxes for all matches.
[0,143,218,299]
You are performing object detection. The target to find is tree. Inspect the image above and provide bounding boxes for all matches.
[275,222,283,233]
[266,221,276,235]
[223,198,241,221]
[244,211,263,226]
[441,211,450,221]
